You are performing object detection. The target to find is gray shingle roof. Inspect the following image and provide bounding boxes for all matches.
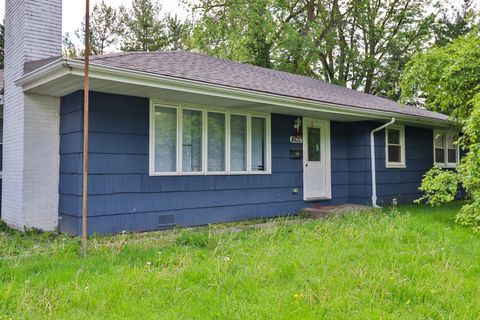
[19,51,424,123]
[78,51,447,121]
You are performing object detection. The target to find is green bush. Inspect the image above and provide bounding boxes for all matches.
[416,166,459,206]
[456,200,480,232]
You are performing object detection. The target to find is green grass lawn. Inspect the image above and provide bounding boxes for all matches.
[1,202,479,319]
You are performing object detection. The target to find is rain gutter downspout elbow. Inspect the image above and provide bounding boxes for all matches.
[370,118,396,208]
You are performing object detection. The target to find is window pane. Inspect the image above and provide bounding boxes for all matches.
[447,135,455,149]
[208,112,226,171]
[448,149,457,163]
[230,114,247,171]
[435,134,444,148]
[435,148,445,163]
[154,106,177,172]
[251,117,266,171]
[388,145,401,163]
[388,129,400,145]
[182,109,203,172]
[307,127,321,161]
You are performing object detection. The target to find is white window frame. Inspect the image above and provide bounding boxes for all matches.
[385,125,406,168]
[433,130,459,168]
[149,100,271,176]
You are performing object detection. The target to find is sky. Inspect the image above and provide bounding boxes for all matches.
[0,0,477,39]
[0,0,189,36]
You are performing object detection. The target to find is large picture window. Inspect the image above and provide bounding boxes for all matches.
[385,125,406,168]
[150,101,271,175]
[434,130,459,168]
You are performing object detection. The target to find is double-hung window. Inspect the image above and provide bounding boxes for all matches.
[434,130,459,168]
[150,101,271,175]
[385,125,406,168]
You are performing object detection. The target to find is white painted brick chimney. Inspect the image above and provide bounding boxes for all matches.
[3,0,62,230]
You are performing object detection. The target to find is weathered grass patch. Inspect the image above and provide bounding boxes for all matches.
[1,202,479,319]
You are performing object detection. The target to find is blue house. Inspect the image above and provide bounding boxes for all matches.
[2,0,458,235]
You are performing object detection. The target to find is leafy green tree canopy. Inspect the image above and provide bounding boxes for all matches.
[187,0,435,100]
[402,29,480,230]
[400,30,480,121]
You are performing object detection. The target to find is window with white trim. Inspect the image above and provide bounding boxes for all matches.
[385,125,406,168]
[434,130,459,168]
[150,101,271,175]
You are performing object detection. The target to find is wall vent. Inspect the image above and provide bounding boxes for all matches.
[157,213,176,229]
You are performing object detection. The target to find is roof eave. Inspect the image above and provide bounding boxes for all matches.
[16,58,452,128]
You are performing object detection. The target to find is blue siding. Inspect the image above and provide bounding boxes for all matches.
[59,91,435,235]
[374,125,433,204]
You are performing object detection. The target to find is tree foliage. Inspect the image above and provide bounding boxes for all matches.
[415,167,460,206]
[62,0,191,57]
[402,30,480,230]
[401,31,480,120]
[433,0,477,46]
[188,0,435,99]
[119,0,165,51]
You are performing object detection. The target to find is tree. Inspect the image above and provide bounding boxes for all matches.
[188,0,435,100]
[76,1,122,55]
[433,0,477,46]
[401,30,480,230]
[401,30,480,120]
[119,0,166,51]
[62,32,78,57]
[164,13,193,51]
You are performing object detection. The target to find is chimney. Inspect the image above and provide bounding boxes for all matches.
[3,0,62,230]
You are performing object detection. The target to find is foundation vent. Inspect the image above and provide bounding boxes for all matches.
[157,213,176,229]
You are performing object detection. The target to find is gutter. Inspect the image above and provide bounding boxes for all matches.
[370,118,396,208]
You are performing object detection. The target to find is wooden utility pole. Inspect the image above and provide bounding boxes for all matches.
[82,0,90,257]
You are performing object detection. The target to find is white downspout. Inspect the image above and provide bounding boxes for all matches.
[370,118,396,208]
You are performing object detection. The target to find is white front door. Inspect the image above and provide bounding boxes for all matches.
[303,118,331,200]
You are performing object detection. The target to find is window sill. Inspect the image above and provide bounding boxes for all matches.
[435,163,458,169]
[386,163,406,169]
[149,171,272,177]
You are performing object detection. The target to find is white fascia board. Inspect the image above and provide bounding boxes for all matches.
[17,58,452,128]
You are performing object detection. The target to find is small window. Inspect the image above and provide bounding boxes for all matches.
[307,127,321,161]
[434,130,458,168]
[385,126,405,168]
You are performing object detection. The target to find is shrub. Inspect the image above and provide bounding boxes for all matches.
[416,166,459,206]
[456,200,480,232]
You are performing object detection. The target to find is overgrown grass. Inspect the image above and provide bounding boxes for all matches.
[1,202,479,319]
